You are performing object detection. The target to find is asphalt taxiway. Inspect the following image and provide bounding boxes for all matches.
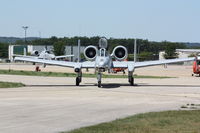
[0,64,199,133]
[0,64,200,133]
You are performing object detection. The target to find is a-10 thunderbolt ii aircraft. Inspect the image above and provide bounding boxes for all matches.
[15,38,196,87]
[14,49,74,60]
[14,48,74,70]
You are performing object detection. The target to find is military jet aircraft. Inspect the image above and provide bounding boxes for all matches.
[15,38,196,87]
[14,49,74,60]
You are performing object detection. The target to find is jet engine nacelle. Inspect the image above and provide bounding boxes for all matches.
[84,46,98,61]
[112,46,128,61]
[31,50,39,56]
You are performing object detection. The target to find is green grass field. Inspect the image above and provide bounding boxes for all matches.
[0,69,174,79]
[63,110,200,133]
[0,81,25,88]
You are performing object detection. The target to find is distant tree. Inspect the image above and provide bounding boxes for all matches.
[15,40,24,44]
[0,42,8,58]
[188,53,198,57]
[80,53,86,61]
[138,52,154,61]
[53,41,66,56]
[49,36,58,43]
[163,42,180,59]
[127,54,134,61]
[28,36,190,61]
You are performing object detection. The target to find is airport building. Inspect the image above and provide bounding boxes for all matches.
[159,49,200,65]
[9,45,86,62]
[159,49,200,60]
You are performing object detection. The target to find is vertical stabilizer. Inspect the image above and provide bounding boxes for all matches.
[134,39,137,62]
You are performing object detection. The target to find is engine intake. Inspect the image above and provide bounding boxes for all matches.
[31,50,39,56]
[84,46,98,61]
[112,46,128,61]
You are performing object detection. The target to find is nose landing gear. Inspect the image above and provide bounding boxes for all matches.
[97,72,102,88]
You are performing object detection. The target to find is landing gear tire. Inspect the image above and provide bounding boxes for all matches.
[98,81,101,88]
[123,70,125,74]
[76,77,80,86]
[97,72,102,88]
[130,77,134,86]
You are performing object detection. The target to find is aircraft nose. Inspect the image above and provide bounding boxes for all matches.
[99,59,106,67]
[99,61,104,66]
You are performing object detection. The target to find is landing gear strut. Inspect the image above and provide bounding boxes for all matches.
[97,72,102,88]
[76,71,82,86]
[128,71,134,86]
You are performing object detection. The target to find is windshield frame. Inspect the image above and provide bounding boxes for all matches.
[99,48,107,57]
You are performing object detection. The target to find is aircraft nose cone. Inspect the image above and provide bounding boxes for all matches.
[99,61,104,66]
[98,58,106,67]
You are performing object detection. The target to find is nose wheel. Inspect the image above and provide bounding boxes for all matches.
[76,71,82,86]
[98,81,101,87]
[129,77,134,86]
[76,77,81,86]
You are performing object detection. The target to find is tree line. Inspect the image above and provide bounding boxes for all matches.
[0,36,198,60]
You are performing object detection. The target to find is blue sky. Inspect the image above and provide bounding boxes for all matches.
[0,0,200,42]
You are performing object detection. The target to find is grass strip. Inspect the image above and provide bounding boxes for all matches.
[0,69,174,79]
[0,81,25,88]
[63,110,200,133]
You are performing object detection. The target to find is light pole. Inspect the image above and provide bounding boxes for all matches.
[22,26,29,44]
[134,39,137,62]
[22,26,28,56]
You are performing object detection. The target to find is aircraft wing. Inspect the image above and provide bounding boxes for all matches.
[13,54,38,59]
[113,61,129,68]
[14,57,96,68]
[134,57,195,68]
[81,61,96,68]
[15,57,76,68]
[113,57,195,68]
[55,55,74,59]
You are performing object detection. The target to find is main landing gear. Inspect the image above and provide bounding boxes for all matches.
[75,68,82,86]
[128,71,134,86]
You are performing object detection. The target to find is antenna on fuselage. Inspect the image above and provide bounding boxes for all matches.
[134,39,137,62]
[78,39,80,62]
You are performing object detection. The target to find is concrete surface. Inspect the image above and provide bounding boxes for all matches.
[0,63,194,77]
[0,64,200,133]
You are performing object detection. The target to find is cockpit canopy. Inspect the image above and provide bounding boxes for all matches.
[99,38,108,49]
